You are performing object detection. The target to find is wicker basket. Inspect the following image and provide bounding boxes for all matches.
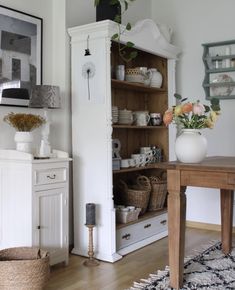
[148,176,167,211]
[0,247,50,290]
[118,176,151,215]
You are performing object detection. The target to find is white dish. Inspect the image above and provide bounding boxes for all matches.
[211,74,234,96]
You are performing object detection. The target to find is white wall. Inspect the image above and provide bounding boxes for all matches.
[151,0,235,225]
[0,0,71,155]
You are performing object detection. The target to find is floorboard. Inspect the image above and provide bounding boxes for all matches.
[46,228,231,290]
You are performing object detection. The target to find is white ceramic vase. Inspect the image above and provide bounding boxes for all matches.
[14,131,33,153]
[175,129,207,163]
[150,68,163,88]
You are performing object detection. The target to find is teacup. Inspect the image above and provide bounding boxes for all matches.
[133,111,150,126]
[121,159,130,168]
[131,154,144,167]
[140,147,151,154]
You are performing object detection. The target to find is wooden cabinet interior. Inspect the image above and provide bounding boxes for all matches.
[111,42,169,222]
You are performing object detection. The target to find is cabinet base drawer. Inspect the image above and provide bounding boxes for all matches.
[116,213,168,250]
[34,168,67,185]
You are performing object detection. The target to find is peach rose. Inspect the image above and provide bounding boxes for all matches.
[163,110,173,126]
[182,102,193,114]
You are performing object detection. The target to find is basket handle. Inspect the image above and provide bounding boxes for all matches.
[136,175,151,190]
[118,180,129,192]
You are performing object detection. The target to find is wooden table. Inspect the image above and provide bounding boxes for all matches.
[160,156,234,290]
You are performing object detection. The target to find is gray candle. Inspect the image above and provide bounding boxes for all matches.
[86,203,96,225]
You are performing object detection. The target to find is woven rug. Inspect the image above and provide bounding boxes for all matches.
[128,242,235,290]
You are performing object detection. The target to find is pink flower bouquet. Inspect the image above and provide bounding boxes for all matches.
[163,94,220,129]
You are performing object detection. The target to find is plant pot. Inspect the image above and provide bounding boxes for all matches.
[14,131,33,153]
[175,129,207,163]
[96,0,121,22]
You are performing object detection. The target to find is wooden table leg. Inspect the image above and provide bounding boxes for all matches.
[220,189,234,254]
[167,169,186,290]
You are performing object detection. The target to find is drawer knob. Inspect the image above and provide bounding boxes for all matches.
[160,219,167,225]
[144,223,152,229]
[122,233,131,240]
[37,225,41,230]
[47,174,56,179]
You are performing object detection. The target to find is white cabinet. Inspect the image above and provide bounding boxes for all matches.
[68,19,180,262]
[0,150,70,265]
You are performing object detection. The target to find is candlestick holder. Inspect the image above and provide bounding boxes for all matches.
[83,224,100,267]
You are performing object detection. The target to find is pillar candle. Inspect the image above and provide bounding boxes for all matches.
[86,203,96,225]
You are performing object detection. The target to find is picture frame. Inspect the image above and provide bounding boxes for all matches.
[0,5,42,106]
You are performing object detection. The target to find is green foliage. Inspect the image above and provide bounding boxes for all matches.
[94,0,137,63]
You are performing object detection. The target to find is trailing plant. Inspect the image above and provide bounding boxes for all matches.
[94,0,138,62]
[4,112,46,132]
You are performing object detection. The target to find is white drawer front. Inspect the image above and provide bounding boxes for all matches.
[116,213,168,250]
[34,168,67,185]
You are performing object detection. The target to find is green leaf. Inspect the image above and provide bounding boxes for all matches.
[129,51,138,59]
[94,0,100,6]
[114,15,121,23]
[181,98,188,103]
[126,41,134,48]
[211,104,221,112]
[126,22,132,31]
[204,105,210,112]
[124,1,128,10]
[210,98,220,105]
[174,93,182,100]
[110,0,119,5]
[111,33,119,40]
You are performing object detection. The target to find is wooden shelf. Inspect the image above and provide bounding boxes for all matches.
[113,125,166,129]
[113,163,164,174]
[111,79,166,93]
[116,208,167,229]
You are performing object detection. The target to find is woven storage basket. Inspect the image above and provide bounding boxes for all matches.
[0,247,50,290]
[148,176,167,211]
[119,176,151,215]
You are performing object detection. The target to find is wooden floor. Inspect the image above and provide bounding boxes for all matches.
[45,228,233,290]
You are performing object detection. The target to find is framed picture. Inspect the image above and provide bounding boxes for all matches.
[0,5,42,106]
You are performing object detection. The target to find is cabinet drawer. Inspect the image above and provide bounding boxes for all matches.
[116,213,168,250]
[34,168,67,185]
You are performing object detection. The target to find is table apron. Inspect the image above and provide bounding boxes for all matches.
[180,170,235,190]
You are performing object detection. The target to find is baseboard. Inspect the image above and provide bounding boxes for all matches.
[186,220,235,233]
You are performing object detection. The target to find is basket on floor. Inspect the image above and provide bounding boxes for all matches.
[118,176,151,215]
[0,247,50,290]
[148,175,167,211]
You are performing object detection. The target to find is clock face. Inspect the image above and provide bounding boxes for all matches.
[82,62,96,79]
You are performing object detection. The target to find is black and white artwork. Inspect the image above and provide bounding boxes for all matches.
[0,5,42,106]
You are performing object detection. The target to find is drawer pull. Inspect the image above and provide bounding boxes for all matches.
[144,223,152,229]
[47,174,56,180]
[37,225,41,230]
[122,233,131,240]
[160,219,167,225]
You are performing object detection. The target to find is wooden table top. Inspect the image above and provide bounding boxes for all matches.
[158,156,235,172]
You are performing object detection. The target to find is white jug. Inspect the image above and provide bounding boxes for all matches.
[150,68,163,88]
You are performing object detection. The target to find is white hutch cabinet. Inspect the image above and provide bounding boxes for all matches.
[68,19,180,262]
[0,150,71,265]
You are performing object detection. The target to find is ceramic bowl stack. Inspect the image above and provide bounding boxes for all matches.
[118,109,133,125]
[112,106,119,124]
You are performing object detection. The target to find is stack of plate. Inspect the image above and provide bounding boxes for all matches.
[112,106,118,124]
[118,109,133,125]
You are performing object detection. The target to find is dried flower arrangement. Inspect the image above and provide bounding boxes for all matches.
[4,112,46,132]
